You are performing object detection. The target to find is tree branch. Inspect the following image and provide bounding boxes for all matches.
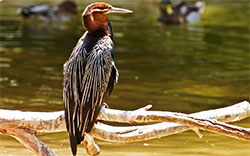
[0,101,249,156]
[96,101,250,141]
[0,126,57,156]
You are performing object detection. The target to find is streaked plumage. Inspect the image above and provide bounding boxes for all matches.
[158,0,205,24]
[63,2,132,155]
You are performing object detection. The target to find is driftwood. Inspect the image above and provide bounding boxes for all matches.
[0,101,249,156]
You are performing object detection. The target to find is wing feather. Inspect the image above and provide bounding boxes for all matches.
[64,35,113,155]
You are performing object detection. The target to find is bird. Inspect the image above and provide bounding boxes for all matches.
[63,2,132,155]
[158,0,205,24]
[20,0,77,22]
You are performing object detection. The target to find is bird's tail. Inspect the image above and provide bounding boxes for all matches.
[195,1,205,14]
[20,5,50,18]
[69,127,85,156]
[69,135,78,156]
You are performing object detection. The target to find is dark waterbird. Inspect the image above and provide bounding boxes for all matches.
[63,2,132,155]
[20,0,77,22]
[158,0,205,24]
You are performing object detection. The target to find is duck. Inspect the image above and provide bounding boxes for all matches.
[20,0,77,22]
[158,0,205,24]
[63,2,132,155]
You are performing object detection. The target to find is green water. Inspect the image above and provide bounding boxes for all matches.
[0,0,249,155]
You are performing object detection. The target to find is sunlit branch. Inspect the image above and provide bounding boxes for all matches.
[94,101,250,142]
[0,101,249,156]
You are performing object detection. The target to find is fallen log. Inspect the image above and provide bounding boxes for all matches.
[0,101,249,156]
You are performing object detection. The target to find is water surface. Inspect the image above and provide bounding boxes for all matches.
[0,0,249,155]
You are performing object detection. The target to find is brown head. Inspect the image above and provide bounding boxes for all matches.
[58,0,77,14]
[82,2,132,33]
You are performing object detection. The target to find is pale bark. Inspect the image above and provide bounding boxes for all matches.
[0,101,249,156]
[94,101,250,142]
[0,126,57,156]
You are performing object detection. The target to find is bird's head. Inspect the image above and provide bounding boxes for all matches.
[160,0,173,15]
[58,0,77,14]
[82,2,132,33]
[82,2,133,16]
[162,0,171,5]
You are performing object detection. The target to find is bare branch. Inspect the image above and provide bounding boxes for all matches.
[0,126,57,156]
[0,101,249,156]
[93,101,250,142]
[98,101,250,123]
[0,110,65,133]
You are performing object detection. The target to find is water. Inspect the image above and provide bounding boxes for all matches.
[0,0,249,155]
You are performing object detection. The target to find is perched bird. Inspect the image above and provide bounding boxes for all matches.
[63,2,132,155]
[20,0,77,22]
[158,0,205,24]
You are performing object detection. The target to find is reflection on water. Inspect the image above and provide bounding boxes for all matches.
[0,0,249,155]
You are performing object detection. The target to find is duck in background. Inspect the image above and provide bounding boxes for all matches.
[158,0,205,24]
[20,0,77,22]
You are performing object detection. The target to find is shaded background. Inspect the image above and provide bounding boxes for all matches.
[0,0,249,155]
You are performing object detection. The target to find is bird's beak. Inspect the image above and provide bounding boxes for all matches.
[109,6,133,14]
[165,5,173,15]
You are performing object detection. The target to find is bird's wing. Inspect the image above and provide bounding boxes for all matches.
[63,38,87,155]
[79,47,113,134]
[63,35,113,155]
[106,62,118,96]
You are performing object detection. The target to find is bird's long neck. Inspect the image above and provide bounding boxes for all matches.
[107,20,114,41]
[82,13,109,34]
